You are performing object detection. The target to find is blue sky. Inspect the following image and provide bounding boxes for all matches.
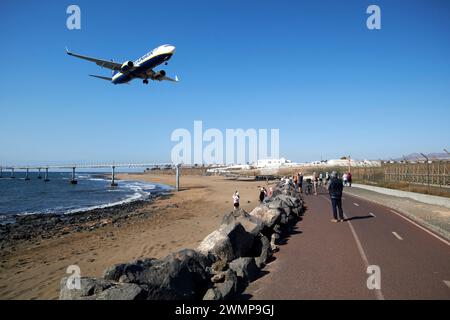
[0,0,449,165]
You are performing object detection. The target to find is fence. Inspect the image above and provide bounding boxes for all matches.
[382,161,449,187]
[277,162,450,197]
[350,161,450,197]
[349,162,450,187]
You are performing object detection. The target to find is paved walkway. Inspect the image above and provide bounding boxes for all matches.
[344,186,450,240]
[246,187,450,299]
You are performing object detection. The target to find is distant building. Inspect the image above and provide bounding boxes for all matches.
[256,158,291,168]
[306,159,381,167]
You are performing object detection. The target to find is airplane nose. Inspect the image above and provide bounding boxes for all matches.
[168,46,176,54]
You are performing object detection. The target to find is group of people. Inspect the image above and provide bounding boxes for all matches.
[342,172,353,187]
[232,170,349,223]
[232,185,274,209]
[258,186,273,202]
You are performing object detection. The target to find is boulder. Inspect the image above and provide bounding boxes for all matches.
[267,199,283,209]
[59,277,114,300]
[139,249,212,300]
[222,209,262,236]
[203,287,222,300]
[211,272,226,283]
[211,259,228,273]
[280,213,288,224]
[198,222,254,262]
[215,280,236,300]
[221,208,248,225]
[96,283,144,300]
[248,206,280,229]
[197,230,235,262]
[229,257,260,282]
[103,258,159,282]
[203,268,240,300]
[253,235,271,268]
[219,222,254,259]
[218,269,240,299]
[270,233,280,251]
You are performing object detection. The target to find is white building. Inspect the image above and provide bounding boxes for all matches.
[255,158,292,168]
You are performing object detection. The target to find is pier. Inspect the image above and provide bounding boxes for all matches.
[0,163,180,189]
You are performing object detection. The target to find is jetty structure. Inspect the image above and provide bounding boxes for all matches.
[0,163,181,190]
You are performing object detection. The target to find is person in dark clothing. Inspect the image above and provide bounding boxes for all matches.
[328,171,344,222]
[347,172,352,187]
[298,172,304,193]
[259,187,267,203]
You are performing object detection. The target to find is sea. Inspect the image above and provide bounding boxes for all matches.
[0,171,171,223]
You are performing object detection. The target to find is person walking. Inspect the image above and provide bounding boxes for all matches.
[347,172,352,187]
[259,186,267,203]
[325,171,330,187]
[233,191,240,209]
[312,172,318,195]
[298,172,304,193]
[328,171,344,222]
[342,172,348,186]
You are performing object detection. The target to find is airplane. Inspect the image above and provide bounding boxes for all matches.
[66,44,178,85]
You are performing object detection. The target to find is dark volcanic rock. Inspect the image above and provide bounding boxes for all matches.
[96,283,144,300]
[252,234,271,268]
[198,222,254,262]
[220,222,255,259]
[104,249,213,300]
[229,257,260,282]
[103,258,160,282]
[59,277,115,300]
[210,269,240,300]
[222,209,263,236]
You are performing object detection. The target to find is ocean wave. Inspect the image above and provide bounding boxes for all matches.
[64,191,148,215]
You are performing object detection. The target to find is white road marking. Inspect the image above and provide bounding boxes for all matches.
[353,203,360,207]
[444,280,450,289]
[320,195,384,300]
[369,212,376,217]
[392,232,403,240]
[388,209,450,247]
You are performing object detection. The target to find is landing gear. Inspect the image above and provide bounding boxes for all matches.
[165,62,168,65]
[143,79,149,84]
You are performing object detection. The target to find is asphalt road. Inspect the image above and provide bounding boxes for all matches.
[246,187,450,299]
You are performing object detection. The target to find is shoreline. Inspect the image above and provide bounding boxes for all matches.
[0,176,172,248]
[0,174,270,299]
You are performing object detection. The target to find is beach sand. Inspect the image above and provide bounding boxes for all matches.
[0,174,267,300]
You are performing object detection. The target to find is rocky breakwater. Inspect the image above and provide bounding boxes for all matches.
[59,179,304,300]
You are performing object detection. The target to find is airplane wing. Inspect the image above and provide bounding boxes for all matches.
[66,48,122,71]
[89,75,113,81]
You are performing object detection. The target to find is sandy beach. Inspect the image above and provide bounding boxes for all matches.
[0,173,268,300]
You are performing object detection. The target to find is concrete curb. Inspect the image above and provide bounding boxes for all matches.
[350,183,450,209]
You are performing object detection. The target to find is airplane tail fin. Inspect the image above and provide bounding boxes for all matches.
[161,75,179,82]
[89,74,113,81]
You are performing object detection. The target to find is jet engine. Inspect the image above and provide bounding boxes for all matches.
[121,61,134,72]
[153,70,166,80]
